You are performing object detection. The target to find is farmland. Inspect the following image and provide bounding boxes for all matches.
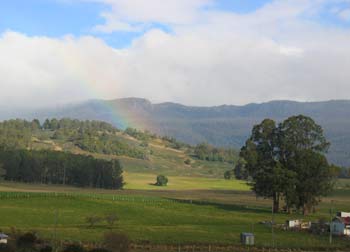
[0,180,350,250]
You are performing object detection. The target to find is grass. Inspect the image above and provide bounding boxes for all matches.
[0,181,350,249]
[0,192,344,248]
[32,131,235,179]
[123,172,249,190]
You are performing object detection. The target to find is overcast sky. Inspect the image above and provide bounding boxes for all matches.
[1,0,350,108]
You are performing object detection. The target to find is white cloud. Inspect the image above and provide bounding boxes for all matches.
[92,0,213,32]
[1,0,350,108]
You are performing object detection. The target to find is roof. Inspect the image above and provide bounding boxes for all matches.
[332,217,350,225]
[0,233,8,239]
[241,233,254,236]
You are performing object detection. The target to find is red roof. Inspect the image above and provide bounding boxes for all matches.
[344,217,350,225]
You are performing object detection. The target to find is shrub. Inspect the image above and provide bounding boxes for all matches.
[16,232,37,249]
[103,232,130,252]
[105,213,119,227]
[155,175,168,186]
[224,170,234,180]
[85,216,102,228]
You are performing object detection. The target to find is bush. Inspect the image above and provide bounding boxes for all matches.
[224,170,234,180]
[85,215,102,228]
[16,232,37,249]
[155,175,168,186]
[103,232,130,252]
[62,243,85,252]
[105,213,119,226]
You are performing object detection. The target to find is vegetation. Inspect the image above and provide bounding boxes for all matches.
[155,175,168,186]
[0,118,239,179]
[241,115,337,214]
[0,188,349,249]
[0,149,124,189]
[193,143,237,163]
[0,119,145,159]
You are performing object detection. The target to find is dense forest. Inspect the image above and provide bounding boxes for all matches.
[0,148,124,189]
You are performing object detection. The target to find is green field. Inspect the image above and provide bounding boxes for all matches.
[0,180,350,250]
[123,172,249,190]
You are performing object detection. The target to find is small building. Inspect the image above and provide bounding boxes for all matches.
[286,219,301,229]
[331,217,350,236]
[0,233,8,244]
[241,233,254,246]
[337,212,350,218]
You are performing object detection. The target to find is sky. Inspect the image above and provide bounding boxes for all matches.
[1,0,350,108]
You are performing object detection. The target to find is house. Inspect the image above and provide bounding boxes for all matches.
[0,233,8,244]
[337,212,350,218]
[286,219,301,229]
[331,217,350,236]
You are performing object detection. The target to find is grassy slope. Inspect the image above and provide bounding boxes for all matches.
[32,131,235,179]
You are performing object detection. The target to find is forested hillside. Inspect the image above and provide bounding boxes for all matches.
[26,98,350,167]
[0,119,238,178]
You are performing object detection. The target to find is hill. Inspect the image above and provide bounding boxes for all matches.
[25,98,350,167]
[0,119,237,179]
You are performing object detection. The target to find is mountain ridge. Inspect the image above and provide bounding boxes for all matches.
[3,97,350,167]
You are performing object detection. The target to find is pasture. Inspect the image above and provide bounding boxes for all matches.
[0,181,350,250]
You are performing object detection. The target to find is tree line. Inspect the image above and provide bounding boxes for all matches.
[193,143,238,163]
[0,148,124,189]
[239,115,337,215]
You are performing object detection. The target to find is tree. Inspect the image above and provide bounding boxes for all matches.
[240,119,284,213]
[233,159,248,180]
[85,215,102,228]
[105,213,119,227]
[224,170,234,180]
[241,115,336,214]
[155,175,168,186]
[31,119,41,131]
[42,119,51,130]
[277,115,334,215]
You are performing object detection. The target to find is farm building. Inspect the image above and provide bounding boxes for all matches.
[337,212,350,218]
[331,217,350,236]
[240,233,254,246]
[286,219,301,229]
[0,233,8,244]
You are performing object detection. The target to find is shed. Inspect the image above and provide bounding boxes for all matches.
[0,233,8,244]
[286,219,301,229]
[331,217,350,236]
[241,233,254,246]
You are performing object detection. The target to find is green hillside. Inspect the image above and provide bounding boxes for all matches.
[0,118,238,181]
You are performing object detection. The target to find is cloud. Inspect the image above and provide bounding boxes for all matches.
[91,0,214,32]
[1,0,350,108]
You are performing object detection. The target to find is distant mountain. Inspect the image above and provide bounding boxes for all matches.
[11,98,350,167]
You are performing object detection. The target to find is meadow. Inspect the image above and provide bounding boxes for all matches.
[0,179,350,250]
